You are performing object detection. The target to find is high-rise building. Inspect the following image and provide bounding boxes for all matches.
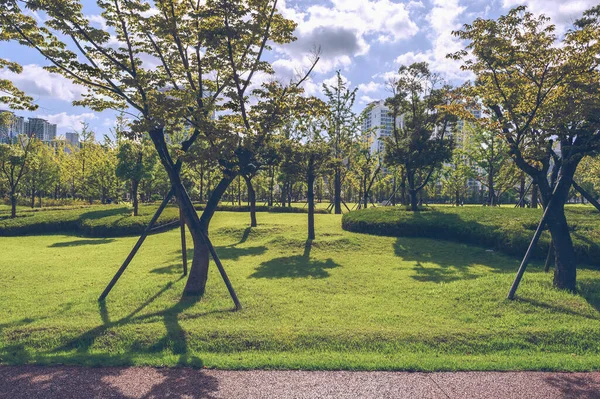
[361,100,404,156]
[25,118,57,142]
[0,111,26,143]
[65,132,80,149]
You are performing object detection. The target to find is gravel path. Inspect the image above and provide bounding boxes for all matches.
[1,366,599,398]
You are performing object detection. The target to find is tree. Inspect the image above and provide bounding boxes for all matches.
[323,71,358,214]
[441,146,473,206]
[0,0,315,298]
[451,6,600,290]
[0,134,35,217]
[116,139,155,215]
[280,100,332,239]
[464,123,510,206]
[384,62,455,211]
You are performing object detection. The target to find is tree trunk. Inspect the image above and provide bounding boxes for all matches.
[363,176,368,209]
[487,164,495,206]
[519,174,526,208]
[10,192,17,219]
[244,175,257,227]
[132,179,140,216]
[268,165,274,207]
[148,127,227,298]
[455,190,460,207]
[199,164,204,204]
[307,168,315,240]
[334,168,342,214]
[392,175,397,206]
[531,184,539,209]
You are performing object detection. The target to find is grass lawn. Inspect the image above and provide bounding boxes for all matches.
[1,211,600,370]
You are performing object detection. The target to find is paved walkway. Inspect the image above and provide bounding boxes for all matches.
[1,366,599,398]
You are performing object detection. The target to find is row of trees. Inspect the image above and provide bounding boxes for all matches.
[1,1,598,296]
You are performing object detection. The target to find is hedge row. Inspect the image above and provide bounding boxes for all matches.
[342,206,600,266]
[0,203,330,237]
[0,206,181,237]
[194,204,330,214]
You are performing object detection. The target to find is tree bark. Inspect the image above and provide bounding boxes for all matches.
[10,192,17,218]
[132,179,139,216]
[268,165,274,207]
[244,175,257,227]
[531,184,539,209]
[519,174,526,208]
[307,167,315,240]
[334,168,342,214]
[148,127,234,298]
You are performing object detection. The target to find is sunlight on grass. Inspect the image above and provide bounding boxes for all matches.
[1,211,600,370]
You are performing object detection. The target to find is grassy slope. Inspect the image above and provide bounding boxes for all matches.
[343,205,600,263]
[1,211,600,370]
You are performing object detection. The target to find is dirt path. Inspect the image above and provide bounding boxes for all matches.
[1,366,599,398]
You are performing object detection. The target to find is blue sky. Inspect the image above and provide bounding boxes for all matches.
[0,0,594,139]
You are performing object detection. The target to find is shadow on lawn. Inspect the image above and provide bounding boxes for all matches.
[49,238,116,248]
[41,277,234,370]
[394,237,516,284]
[249,240,340,279]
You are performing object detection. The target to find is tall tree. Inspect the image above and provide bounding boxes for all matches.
[451,6,600,290]
[323,71,358,214]
[0,134,35,217]
[384,62,455,211]
[0,0,315,298]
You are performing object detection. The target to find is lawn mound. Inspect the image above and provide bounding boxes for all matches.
[0,203,330,237]
[342,206,600,265]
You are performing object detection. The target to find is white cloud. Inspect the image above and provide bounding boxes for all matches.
[38,112,97,131]
[502,0,595,27]
[0,64,87,102]
[360,95,378,104]
[390,0,473,82]
[358,81,383,94]
[275,0,419,74]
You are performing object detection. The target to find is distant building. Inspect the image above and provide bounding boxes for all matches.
[65,132,80,151]
[22,117,57,142]
[361,100,404,156]
[0,111,26,143]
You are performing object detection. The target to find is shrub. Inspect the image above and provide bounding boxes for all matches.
[194,204,330,214]
[342,206,600,265]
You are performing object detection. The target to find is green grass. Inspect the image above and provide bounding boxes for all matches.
[2,211,600,370]
[343,206,600,264]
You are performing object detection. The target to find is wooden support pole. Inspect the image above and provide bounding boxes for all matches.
[572,181,600,212]
[515,181,533,208]
[507,179,562,300]
[99,188,174,301]
[179,206,188,277]
[201,232,242,310]
[341,199,351,212]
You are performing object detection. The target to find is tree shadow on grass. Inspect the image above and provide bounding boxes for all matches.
[249,240,340,279]
[394,237,517,284]
[49,238,116,248]
[50,276,234,370]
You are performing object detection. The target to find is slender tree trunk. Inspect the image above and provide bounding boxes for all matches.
[363,176,368,209]
[307,167,315,240]
[268,165,274,207]
[531,184,539,209]
[148,127,233,298]
[199,164,204,204]
[132,179,140,216]
[392,175,397,206]
[487,163,495,206]
[10,192,17,219]
[455,190,460,207]
[519,174,526,208]
[244,175,257,227]
[334,168,342,214]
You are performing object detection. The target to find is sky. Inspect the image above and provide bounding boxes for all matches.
[0,0,595,139]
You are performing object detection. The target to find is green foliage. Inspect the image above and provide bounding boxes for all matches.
[342,206,600,264]
[2,212,600,370]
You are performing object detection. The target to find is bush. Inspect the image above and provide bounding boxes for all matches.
[0,202,329,237]
[0,205,180,237]
[342,206,600,265]
[194,204,330,214]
